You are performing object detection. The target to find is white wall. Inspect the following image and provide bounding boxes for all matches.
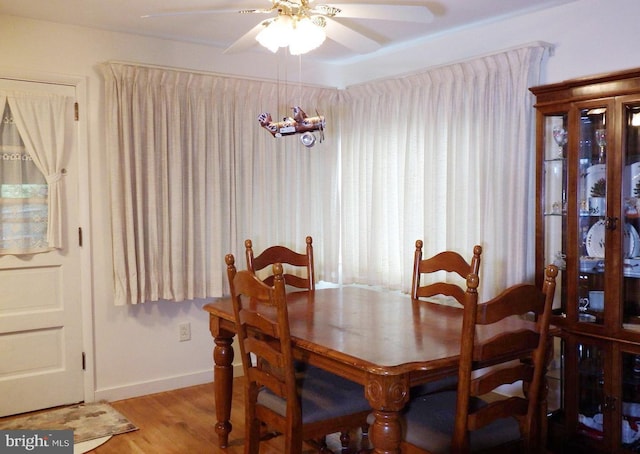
[0,0,638,402]
[335,0,640,89]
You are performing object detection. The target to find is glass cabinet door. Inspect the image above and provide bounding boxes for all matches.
[621,350,640,450]
[578,106,607,326]
[577,341,606,441]
[543,114,568,313]
[623,101,640,331]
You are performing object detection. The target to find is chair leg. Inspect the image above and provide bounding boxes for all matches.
[246,417,262,454]
[307,436,334,453]
[340,431,351,452]
[357,424,371,454]
[324,436,336,453]
[286,428,304,454]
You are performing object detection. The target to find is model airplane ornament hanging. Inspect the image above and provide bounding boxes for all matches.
[258,106,325,147]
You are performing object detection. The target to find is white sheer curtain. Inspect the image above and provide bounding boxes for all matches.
[103,62,339,305]
[1,91,73,252]
[104,44,547,305]
[338,44,549,300]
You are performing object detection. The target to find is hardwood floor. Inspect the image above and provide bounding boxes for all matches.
[89,377,366,453]
[1,377,559,453]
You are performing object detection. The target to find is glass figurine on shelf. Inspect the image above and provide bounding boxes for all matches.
[552,126,568,157]
[553,251,567,270]
[595,129,606,163]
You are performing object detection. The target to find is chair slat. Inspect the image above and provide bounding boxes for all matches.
[252,245,310,267]
[473,330,540,362]
[471,362,533,397]
[476,284,545,324]
[415,282,467,304]
[419,251,472,275]
[240,311,280,338]
[468,397,529,431]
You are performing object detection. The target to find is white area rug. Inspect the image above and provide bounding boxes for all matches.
[74,435,111,453]
[0,402,137,446]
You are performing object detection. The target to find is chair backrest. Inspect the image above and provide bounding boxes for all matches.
[224,254,301,431]
[411,239,482,305]
[452,264,558,452]
[245,236,315,290]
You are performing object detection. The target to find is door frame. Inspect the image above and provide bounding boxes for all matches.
[0,66,95,403]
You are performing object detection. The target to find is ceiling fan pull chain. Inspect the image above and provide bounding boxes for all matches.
[298,54,303,109]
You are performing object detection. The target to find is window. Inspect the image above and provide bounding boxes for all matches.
[0,103,48,252]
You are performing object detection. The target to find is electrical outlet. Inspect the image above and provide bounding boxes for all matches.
[179,322,191,342]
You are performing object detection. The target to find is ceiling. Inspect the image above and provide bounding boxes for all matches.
[0,0,579,63]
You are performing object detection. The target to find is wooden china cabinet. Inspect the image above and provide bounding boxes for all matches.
[532,68,640,453]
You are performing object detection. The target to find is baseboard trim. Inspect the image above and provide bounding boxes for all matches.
[93,364,244,402]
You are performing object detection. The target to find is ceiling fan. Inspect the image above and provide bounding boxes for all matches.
[142,1,434,55]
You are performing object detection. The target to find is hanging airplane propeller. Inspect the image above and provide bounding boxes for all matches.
[142,1,434,55]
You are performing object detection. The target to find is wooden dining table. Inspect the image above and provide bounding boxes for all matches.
[203,286,544,454]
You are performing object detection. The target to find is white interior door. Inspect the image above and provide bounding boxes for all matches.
[0,78,82,416]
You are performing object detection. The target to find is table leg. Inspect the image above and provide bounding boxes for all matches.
[365,373,409,454]
[212,330,234,447]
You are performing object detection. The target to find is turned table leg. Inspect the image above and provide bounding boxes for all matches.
[365,372,409,454]
[211,323,235,448]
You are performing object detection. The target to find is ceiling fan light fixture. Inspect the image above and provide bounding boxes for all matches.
[255,10,325,55]
[256,16,293,53]
[289,17,326,55]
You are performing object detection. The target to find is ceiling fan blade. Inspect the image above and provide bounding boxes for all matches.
[223,21,267,54]
[141,8,271,19]
[142,9,234,19]
[321,4,434,23]
[323,17,381,54]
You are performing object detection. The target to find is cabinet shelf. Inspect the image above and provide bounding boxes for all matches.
[623,324,640,332]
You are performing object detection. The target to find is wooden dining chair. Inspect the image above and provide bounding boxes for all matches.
[401,264,558,454]
[410,239,483,396]
[411,239,483,305]
[245,236,315,291]
[225,254,371,454]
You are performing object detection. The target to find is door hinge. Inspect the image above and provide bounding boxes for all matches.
[74,102,79,121]
[82,352,86,371]
[78,227,83,247]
